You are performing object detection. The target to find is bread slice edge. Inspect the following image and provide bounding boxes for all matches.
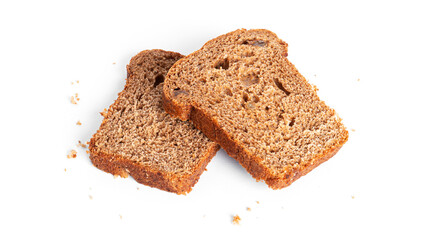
[89,140,219,194]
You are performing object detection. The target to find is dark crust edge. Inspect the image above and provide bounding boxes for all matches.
[162,30,348,189]
[89,141,219,195]
[88,49,220,195]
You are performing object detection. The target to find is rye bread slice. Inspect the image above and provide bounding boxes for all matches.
[89,50,219,194]
[163,29,348,189]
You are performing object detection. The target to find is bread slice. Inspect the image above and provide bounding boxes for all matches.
[89,49,220,194]
[163,29,348,189]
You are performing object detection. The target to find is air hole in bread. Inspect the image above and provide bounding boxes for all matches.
[265,106,270,111]
[253,95,260,103]
[224,87,233,96]
[242,73,260,87]
[242,93,249,102]
[154,75,164,87]
[242,40,267,47]
[173,88,188,97]
[214,58,230,70]
[289,117,296,127]
[242,50,255,57]
[273,79,291,96]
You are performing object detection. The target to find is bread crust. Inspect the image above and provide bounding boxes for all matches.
[89,140,219,195]
[163,29,348,189]
[89,49,220,195]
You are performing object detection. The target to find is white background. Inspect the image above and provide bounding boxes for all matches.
[1,0,426,239]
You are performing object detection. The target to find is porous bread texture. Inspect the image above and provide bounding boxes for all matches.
[163,29,348,189]
[89,49,219,194]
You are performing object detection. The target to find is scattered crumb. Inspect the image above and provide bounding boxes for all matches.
[351,129,356,132]
[312,84,319,92]
[70,96,77,104]
[76,80,79,84]
[357,78,360,82]
[86,141,90,145]
[137,187,140,190]
[232,215,241,225]
[119,215,123,220]
[113,62,116,65]
[71,80,80,85]
[64,168,67,172]
[351,195,355,199]
[75,93,80,101]
[77,140,87,148]
[76,120,82,126]
[67,149,77,159]
[86,150,90,154]
[89,195,93,200]
[246,207,251,211]
[256,201,260,204]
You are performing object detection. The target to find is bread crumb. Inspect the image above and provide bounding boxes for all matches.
[77,140,87,148]
[70,96,77,104]
[75,93,80,101]
[256,201,260,204]
[89,195,93,200]
[351,195,355,199]
[351,129,356,132]
[312,84,319,92]
[232,215,241,225]
[137,187,140,190]
[67,149,77,159]
[119,215,122,220]
[113,62,116,65]
[64,168,67,172]
[357,78,360,82]
[76,121,82,126]
[76,80,79,84]
[246,207,251,211]
[86,150,90,154]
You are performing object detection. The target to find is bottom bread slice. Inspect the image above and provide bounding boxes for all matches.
[89,50,220,194]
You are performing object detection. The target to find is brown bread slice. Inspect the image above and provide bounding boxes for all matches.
[89,50,219,194]
[163,29,348,189]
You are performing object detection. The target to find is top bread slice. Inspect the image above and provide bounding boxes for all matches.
[163,29,348,189]
[89,49,219,194]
